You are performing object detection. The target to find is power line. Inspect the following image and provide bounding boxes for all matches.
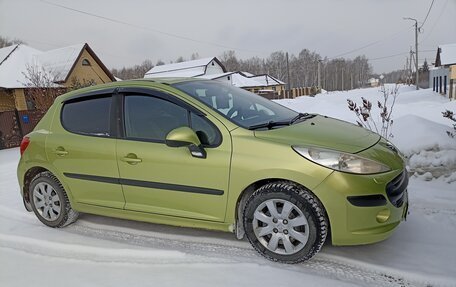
[39,0,260,54]
[419,0,435,29]
[325,1,437,62]
[368,52,408,61]
[368,49,434,61]
[328,28,410,59]
[420,0,449,44]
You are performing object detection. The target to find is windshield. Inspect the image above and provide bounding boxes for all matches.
[172,80,298,129]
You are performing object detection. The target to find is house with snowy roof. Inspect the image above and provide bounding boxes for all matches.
[430,43,456,100]
[144,57,285,96]
[144,57,226,78]
[199,71,285,95]
[0,43,115,111]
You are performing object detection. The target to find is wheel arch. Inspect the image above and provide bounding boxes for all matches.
[22,166,74,208]
[234,178,331,240]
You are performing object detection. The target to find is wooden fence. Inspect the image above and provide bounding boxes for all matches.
[277,87,320,99]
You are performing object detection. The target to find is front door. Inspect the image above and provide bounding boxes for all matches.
[116,92,231,222]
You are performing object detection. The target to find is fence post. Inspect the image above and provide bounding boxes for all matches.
[14,109,24,138]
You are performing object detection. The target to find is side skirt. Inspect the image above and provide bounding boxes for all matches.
[72,202,233,233]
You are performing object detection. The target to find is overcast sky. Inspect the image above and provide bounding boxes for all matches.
[1,0,455,73]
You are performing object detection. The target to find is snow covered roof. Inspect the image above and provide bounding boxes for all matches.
[436,43,456,67]
[197,71,235,80]
[197,71,285,88]
[0,43,114,89]
[37,44,85,82]
[146,67,208,78]
[0,44,42,88]
[144,57,226,78]
[246,73,285,87]
[231,73,265,88]
[143,56,283,88]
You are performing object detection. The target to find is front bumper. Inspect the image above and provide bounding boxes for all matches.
[314,169,409,246]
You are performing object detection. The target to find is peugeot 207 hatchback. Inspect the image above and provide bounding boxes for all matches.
[17,78,408,263]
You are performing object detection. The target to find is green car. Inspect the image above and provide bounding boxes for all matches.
[17,78,408,263]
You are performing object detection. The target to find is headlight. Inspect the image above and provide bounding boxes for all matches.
[292,146,390,174]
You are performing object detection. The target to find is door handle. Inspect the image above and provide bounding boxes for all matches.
[54,147,68,156]
[121,153,142,164]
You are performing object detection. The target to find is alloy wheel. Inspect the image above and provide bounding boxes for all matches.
[32,182,61,221]
[252,199,309,255]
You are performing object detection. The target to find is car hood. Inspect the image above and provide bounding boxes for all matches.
[254,115,380,154]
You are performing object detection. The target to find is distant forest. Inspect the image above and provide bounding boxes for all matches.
[111,50,374,91]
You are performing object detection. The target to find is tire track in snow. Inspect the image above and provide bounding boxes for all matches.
[69,219,452,287]
[0,205,453,287]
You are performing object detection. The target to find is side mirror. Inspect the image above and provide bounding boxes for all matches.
[165,127,206,159]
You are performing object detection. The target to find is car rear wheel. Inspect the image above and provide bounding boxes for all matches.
[29,172,79,228]
[243,181,328,263]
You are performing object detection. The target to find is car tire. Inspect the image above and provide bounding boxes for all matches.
[243,181,328,263]
[29,171,79,228]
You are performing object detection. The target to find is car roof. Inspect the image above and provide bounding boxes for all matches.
[55,77,204,102]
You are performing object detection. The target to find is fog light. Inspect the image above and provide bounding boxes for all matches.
[376,209,390,223]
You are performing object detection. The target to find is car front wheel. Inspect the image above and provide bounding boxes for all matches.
[243,181,328,263]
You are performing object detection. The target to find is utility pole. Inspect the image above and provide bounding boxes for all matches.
[409,48,413,85]
[415,20,419,90]
[317,59,322,91]
[286,52,290,98]
[351,73,353,90]
[404,56,409,84]
[404,17,419,90]
[341,67,344,91]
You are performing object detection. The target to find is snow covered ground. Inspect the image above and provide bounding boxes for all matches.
[1,85,455,287]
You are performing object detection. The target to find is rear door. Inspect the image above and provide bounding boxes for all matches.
[46,92,125,209]
[116,89,232,222]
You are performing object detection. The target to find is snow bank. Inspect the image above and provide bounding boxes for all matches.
[391,114,455,155]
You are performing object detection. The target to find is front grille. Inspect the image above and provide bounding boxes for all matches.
[386,170,408,207]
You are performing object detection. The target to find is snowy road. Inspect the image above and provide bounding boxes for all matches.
[1,147,455,287]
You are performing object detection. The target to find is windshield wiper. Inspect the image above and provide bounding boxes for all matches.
[248,113,316,130]
[248,120,291,130]
[290,113,316,124]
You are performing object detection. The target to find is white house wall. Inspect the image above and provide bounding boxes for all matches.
[205,60,224,75]
[430,67,449,95]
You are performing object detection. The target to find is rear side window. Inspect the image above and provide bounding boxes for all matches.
[61,96,112,137]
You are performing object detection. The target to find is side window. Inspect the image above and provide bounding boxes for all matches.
[190,113,220,146]
[124,95,188,141]
[61,96,112,137]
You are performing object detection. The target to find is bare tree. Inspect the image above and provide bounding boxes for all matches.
[68,77,96,91]
[190,52,200,60]
[220,50,240,71]
[22,64,63,111]
[0,35,24,48]
[239,56,264,75]
[111,48,374,91]
[111,59,154,80]
[219,49,372,91]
